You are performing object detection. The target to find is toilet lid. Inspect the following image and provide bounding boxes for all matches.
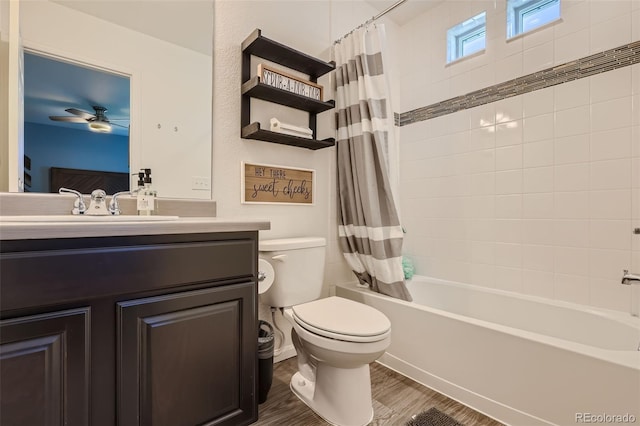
[292,297,391,343]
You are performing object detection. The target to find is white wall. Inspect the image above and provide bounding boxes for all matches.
[212,0,397,358]
[397,0,640,312]
[18,0,212,199]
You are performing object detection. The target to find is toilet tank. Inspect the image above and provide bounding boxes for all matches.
[259,237,326,308]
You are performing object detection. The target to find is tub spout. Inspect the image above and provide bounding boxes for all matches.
[622,270,640,285]
[622,270,640,317]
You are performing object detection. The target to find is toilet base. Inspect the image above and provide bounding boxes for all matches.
[290,364,374,426]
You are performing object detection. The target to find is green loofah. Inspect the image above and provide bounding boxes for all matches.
[402,256,415,280]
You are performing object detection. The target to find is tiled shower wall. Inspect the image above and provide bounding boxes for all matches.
[397,0,639,312]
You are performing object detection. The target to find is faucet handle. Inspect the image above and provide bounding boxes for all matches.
[91,189,107,201]
[59,187,87,215]
[109,191,132,215]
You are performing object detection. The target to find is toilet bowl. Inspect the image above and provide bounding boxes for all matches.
[258,237,391,426]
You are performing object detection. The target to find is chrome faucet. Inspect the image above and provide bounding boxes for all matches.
[622,270,640,285]
[85,189,109,215]
[108,191,132,215]
[59,187,87,214]
[622,270,640,317]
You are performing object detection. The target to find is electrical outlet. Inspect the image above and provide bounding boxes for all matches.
[191,176,211,190]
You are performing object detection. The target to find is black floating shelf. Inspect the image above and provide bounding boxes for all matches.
[242,29,335,79]
[242,77,335,113]
[242,123,335,150]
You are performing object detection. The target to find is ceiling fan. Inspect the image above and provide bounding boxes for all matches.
[49,105,128,133]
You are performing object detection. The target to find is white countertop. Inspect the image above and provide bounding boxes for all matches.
[0,216,271,240]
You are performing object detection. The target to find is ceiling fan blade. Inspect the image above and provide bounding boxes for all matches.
[65,108,95,119]
[49,116,88,123]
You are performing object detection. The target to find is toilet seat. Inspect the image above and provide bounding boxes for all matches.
[291,296,391,343]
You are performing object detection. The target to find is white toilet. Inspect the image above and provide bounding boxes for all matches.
[258,237,391,426]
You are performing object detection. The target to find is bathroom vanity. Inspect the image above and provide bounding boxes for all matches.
[0,216,269,426]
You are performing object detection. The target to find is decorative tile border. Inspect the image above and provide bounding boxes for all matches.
[397,40,640,127]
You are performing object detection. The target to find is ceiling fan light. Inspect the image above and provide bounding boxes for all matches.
[88,121,112,133]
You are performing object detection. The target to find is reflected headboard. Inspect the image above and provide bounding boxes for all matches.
[50,167,129,195]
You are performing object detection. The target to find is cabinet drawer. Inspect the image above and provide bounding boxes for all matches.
[1,238,256,312]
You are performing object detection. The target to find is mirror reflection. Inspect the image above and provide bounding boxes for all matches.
[12,0,213,199]
[24,52,130,194]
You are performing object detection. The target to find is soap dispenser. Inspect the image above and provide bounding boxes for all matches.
[136,168,158,215]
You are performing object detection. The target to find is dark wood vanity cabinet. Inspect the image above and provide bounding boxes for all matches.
[0,231,259,426]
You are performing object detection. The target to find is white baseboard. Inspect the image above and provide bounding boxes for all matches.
[377,353,551,426]
[274,345,296,363]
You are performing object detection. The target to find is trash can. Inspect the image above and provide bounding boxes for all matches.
[257,320,274,404]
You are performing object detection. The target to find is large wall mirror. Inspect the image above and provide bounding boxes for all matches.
[3,0,213,199]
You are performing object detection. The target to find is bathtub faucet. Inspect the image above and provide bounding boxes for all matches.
[621,270,640,285]
[622,270,640,317]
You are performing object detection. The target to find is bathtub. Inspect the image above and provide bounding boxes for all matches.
[336,276,640,426]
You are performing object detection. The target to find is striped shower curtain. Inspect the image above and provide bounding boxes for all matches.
[333,24,411,301]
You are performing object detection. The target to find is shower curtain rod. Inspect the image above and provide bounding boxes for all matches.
[333,0,408,44]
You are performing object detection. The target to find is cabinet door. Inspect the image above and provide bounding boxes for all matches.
[117,283,257,426]
[0,308,91,426]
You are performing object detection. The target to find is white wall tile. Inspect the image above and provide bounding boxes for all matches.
[523,219,555,245]
[523,139,554,168]
[495,121,522,147]
[523,87,554,117]
[590,15,632,54]
[555,0,590,38]
[589,277,630,312]
[554,134,590,165]
[554,219,590,247]
[495,96,523,123]
[555,246,589,276]
[554,273,589,304]
[523,244,555,271]
[495,53,523,83]
[395,0,635,313]
[589,190,632,220]
[523,193,554,219]
[522,269,555,298]
[496,194,522,219]
[555,163,590,192]
[494,266,523,292]
[554,29,590,65]
[470,127,496,151]
[590,220,632,250]
[589,248,632,280]
[496,145,523,171]
[591,127,632,161]
[523,42,554,74]
[589,159,632,190]
[523,166,554,193]
[524,113,554,142]
[590,0,632,25]
[495,242,522,267]
[555,106,590,138]
[471,241,496,264]
[496,170,523,194]
[590,66,632,104]
[495,219,522,243]
[554,78,590,112]
[554,192,589,219]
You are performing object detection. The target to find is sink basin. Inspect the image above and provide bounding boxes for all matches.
[1,215,180,222]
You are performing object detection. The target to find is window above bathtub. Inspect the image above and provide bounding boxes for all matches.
[446,11,486,64]
[507,0,561,39]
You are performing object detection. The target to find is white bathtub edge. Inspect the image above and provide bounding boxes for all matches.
[377,352,554,426]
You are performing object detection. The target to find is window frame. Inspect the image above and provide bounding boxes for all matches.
[446,11,487,64]
[507,0,561,39]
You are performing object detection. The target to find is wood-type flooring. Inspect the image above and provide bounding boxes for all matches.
[255,357,504,426]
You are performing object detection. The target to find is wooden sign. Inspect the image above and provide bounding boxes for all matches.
[257,64,323,101]
[242,162,314,205]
